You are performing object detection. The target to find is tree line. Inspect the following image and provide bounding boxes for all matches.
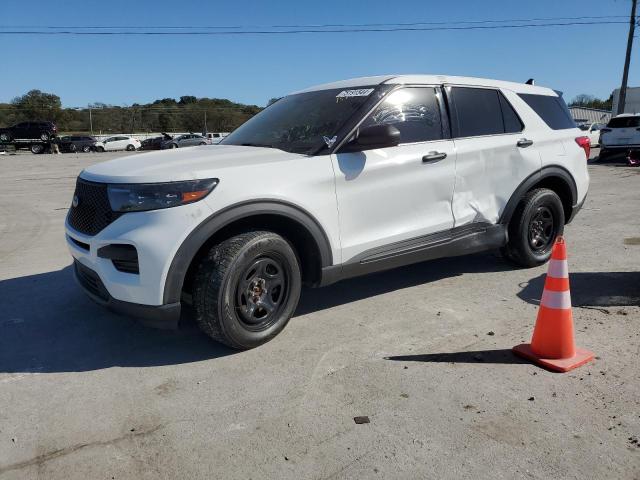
[568,93,613,111]
[0,90,265,134]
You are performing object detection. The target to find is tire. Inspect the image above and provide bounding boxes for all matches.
[126,144,135,151]
[199,142,206,145]
[501,188,565,267]
[82,145,91,153]
[96,146,104,152]
[30,144,44,154]
[69,144,77,153]
[193,231,302,349]
[39,132,50,141]
[0,133,12,142]
[170,143,178,149]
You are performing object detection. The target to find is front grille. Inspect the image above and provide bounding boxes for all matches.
[67,179,122,236]
[112,259,139,274]
[74,260,110,302]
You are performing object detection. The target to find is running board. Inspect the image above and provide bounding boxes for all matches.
[319,223,507,286]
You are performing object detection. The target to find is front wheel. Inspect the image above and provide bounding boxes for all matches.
[30,144,44,154]
[126,144,136,151]
[0,133,12,142]
[501,188,564,267]
[82,145,91,153]
[39,132,50,141]
[193,231,302,349]
[96,146,105,152]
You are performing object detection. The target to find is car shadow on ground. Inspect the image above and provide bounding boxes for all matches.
[518,271,640,309]
[0,266,237,374]
[0,252,511,374]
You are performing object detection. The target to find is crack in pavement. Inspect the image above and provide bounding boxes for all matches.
[0,424,164,476]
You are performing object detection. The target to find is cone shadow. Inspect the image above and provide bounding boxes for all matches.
[385,349,528,365]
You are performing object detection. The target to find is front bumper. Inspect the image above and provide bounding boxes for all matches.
[74,260,180,328]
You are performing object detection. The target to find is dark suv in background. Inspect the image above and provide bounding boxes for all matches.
[58,135,99,153]
[0,121,57,142]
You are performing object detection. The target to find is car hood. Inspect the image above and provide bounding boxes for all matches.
[79,145,306,183]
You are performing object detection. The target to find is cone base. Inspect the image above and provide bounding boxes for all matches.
[512,343,595,373]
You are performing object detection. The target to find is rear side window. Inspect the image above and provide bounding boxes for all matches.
[607,116,640,128]
[361,87,445,144]
[518,93,575,130]
[451,87,524,137]
[451,88,502,137]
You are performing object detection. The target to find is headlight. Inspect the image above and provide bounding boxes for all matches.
[107,178,219,212]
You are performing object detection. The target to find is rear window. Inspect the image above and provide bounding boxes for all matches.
[607,116,640,128]
[518,93,575,130]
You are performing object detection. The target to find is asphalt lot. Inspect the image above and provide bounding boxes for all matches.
[0,148,639,479]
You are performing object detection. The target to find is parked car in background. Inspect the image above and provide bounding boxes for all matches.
[0,121,57,142]
[96,136,141,152]
[599,114,640,159]
[578,122,604,147]
[141,133,173,150]
[161,134,210,149]
[58,135,100,153]
[205,132,230,144]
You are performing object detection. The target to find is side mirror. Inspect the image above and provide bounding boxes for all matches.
[343,124,401,152]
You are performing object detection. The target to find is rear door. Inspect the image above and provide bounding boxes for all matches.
[447,86,542,226]
[332,86,456,261]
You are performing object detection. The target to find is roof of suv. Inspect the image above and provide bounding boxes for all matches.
[293,74,556,96]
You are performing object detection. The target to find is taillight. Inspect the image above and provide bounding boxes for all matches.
[575,136,590,160]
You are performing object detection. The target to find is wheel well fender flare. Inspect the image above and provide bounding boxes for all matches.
[163,200,333,304]
[499,166,577,225]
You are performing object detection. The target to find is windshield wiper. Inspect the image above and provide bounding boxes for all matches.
[240,142,275,148]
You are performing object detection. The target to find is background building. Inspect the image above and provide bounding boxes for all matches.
[569,106,612,125]
[611,87,640,114]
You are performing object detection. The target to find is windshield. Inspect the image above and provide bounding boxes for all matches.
[607,116,640,128]
[222,86,378,154]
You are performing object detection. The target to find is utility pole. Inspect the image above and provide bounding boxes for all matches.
[617,0,637,114]
[89,106,93,135]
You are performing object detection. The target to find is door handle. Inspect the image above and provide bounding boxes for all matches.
[422,151,447,162]
[517,138,534,148]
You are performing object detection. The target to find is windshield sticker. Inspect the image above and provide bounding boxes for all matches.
[336,88,374,99]
[323,135,337,148]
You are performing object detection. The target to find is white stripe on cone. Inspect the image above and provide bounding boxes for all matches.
[541,289,572,309]
[547,259,568,278]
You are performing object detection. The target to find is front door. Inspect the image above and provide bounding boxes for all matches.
[332,86,456,262]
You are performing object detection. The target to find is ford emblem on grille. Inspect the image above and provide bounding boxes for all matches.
[72,195,79,208]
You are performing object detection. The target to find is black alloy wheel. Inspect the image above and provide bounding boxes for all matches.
[235,255,289,331]
[528,206,556,253]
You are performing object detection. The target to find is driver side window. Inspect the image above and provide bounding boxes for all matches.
[360,87,445,144]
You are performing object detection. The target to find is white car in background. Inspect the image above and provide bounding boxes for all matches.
[205,132,230,144]
[95,136,141,152]
[578,122,604,147]
[599,114,640,158]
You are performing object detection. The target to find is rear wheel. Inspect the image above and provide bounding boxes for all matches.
[69,143,77,153]
[126,144,136,151]
[170,143,178,149]
[30,144,44,154]
[0,133,12,142]
[502,188,564,267]
[82,145,91,153]
[193,231,302,350]
[96,146,105,152]
[39,132,50,141]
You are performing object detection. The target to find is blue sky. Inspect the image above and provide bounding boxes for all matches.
[1,0,637,107]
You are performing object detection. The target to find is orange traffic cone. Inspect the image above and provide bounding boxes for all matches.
[513,237,594,372]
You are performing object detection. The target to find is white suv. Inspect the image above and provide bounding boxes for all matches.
[599,114,640,158]
[66,74,589,349]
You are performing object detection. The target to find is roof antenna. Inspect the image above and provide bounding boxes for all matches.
[525,78,535,85]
